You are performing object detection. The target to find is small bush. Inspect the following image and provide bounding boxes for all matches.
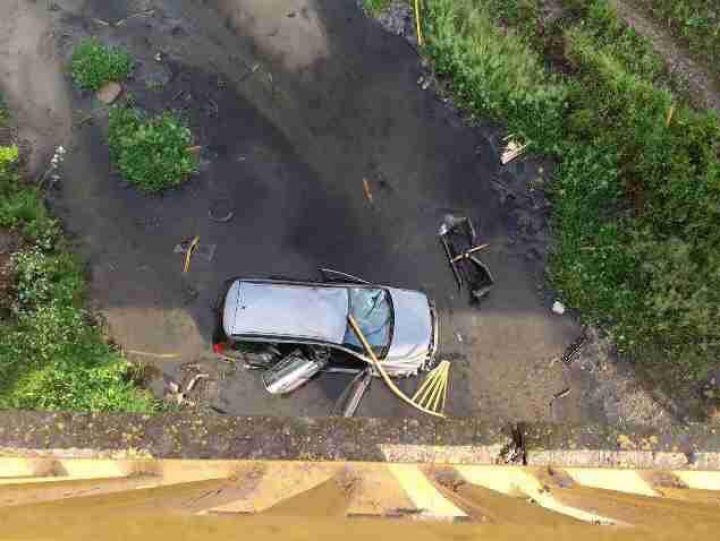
[108,105,198,193]
[71,38,134,91]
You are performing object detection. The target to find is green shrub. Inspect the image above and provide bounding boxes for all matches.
[424,0,720,378]
[71,38,134,91]
[0,112,156,412]
[108,105,198,193]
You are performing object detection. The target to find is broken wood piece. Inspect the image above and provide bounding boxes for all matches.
[501,139,528,165]
[183,236,200,273]
[451,243,489,263]
[115,9,156,27]
[96,82,123,105]
[362,178,374,204]
[185,373,209,393]
[126,350,179,359]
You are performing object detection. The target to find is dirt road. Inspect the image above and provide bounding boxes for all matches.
[0,0,671,423]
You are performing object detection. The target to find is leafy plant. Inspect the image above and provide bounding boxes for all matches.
[71,38,134,91]
[108,105,198,193]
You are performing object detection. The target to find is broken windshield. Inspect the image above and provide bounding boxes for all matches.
[343,288,393,357]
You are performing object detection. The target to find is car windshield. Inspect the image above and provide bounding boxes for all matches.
[343,288,393,357]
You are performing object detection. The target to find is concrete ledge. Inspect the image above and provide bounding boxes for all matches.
[0,412,511,463]
[1,413,720,469]
[524,423,720,470]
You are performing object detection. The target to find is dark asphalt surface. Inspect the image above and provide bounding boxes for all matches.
[2,0,581,421]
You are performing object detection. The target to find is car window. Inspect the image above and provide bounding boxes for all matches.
[343,288,392,357]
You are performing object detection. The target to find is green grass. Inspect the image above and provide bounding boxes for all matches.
[108,105,198,193]
[423,0,720,381]
[362,0,392,16]
[0,107,157,412]
[634,0,720,79]
[71,38,134,92]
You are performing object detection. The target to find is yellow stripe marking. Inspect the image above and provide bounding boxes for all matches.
[564,469,657,497]
[456,466,616,524]
[389,464,466,519]
[674,471,720,491]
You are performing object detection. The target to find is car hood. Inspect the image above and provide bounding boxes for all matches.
[385,288,433,361]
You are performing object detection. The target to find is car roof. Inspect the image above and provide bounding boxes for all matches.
[223,280,350,343]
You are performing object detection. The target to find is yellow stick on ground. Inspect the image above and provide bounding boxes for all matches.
[183,236,200,273]
[348,316,445,418]
[414,0,424,46]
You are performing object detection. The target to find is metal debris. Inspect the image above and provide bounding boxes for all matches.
[438,215,494,304]
[332,368,372,417]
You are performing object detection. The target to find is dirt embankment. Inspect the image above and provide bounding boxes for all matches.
[610,0,720,114]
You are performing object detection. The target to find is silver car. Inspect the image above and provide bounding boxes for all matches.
[214,269,439,379]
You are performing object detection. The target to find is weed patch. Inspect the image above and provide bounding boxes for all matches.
[108,105,198,193]
[362,0,392,16]
[424,0,720,380]
[71,38,134,92]
[0,111,156,412]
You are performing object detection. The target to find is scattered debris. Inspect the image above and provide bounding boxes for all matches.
[438,214,494,303]
[362,178,374,204]
[332,368,373,417]
[500,136,528,165]
[165,372,210,407]
[551,300,566,315]
[208,200,234,223]
[182,236,199,273]
[115,9,156,27]
[154,52,163,62]
[185,373,209,393]
[96,82,123,105]
[174,237,217,267]
[126,350,180,360]
[38,146,66,189]
[500,424,527,464]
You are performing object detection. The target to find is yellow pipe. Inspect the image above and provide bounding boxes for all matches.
[348,316,445,418]
[414,0,424,46]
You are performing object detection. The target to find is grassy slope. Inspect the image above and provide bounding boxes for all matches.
[423,0,720,382]
[632,0,720,80]
[0,103,157,412]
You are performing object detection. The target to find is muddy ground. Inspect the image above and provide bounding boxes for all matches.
[0,0,675,424]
